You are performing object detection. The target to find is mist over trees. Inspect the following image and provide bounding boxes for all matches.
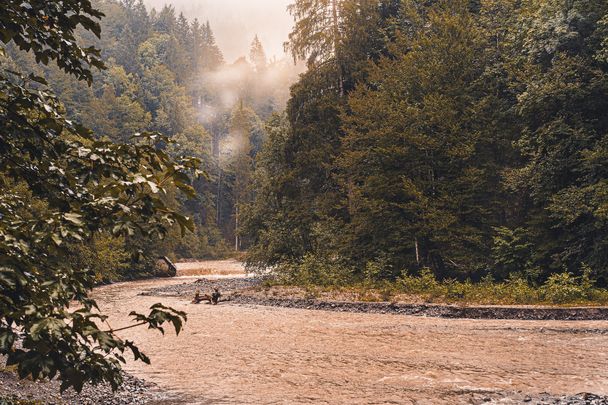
[243,0,608,286]
[3,0,301,278]
[4,0,606,285]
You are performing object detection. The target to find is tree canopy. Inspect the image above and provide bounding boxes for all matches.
[244,0,608,286]
[0,0,198,392]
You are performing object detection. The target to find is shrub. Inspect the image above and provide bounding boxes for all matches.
[363,255,395,284]
[277,254,353,287]
[70,234,130,283]
[269,256,608,306]
[503,275,538,304]
[445,278,468,299]
[397,268,446,299]
[541,271,588,304]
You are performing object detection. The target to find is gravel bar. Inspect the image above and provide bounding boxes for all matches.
[0,369,179,404]
[146,277,608,321]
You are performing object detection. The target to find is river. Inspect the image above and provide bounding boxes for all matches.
[93,262,608,404]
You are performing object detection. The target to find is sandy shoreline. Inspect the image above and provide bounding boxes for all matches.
[4,262,608,404]
[148,276,608,321]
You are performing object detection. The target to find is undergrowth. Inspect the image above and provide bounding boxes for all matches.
[266,256,608,306]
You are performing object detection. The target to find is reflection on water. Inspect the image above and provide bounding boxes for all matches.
[94,275,608,404]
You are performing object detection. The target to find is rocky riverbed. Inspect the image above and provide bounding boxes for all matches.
[129,275,608,404]
[0,367,178,404]
[2,366,607,404]
[4,268,608,404]
[145,277,608,321]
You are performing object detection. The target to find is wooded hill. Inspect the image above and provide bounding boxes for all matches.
[2,0,299,280]
[243,0,608,287]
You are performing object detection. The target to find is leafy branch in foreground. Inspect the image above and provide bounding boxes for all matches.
[0,69,198,392]
[0,0,105,83]
[117,304,188,336]
[0,0,201,393]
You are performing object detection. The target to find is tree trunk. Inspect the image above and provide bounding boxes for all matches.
[216,165,222,224]
[235,200,239,251]
[331,0,344,97]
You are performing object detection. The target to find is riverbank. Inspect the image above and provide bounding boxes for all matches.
[121,275,608,404]
[6,270,607,404]
[145,277,608,321]
[0,365,177,404]
[174,259,247,277]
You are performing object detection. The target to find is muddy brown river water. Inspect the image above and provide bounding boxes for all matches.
[93,266,608,404]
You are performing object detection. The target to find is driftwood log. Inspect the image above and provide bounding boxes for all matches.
[192,288,231,305]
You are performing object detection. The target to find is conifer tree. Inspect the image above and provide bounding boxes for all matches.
[286,0,346,94]
[153,5,177,34]
[228,103,261,250]
[249,35,267,72]
[202,21,224,69]
[506,0,608,279]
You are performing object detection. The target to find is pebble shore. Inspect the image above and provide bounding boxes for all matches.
[0,368,178,404]
[147,277,608,321]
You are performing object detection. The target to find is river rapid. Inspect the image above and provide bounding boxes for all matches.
[93,263,608,404]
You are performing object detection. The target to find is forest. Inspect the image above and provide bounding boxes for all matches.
[243,0,608,293]
[6,0,606,287]
[2,0,300,281]
[1,0,608,395]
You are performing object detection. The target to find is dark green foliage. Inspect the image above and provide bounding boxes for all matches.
[69,233,130,283]
[340,0,519,277]
[507,0,608,280]
[0,0,105,83]
[0,70,193,392]
[0,0,196,393]
[243,114,313,268]
[244,0,608,287]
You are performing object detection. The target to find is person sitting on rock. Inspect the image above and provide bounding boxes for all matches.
[192,288,223,305]
[192,289,212,304]
[211,288,221,305]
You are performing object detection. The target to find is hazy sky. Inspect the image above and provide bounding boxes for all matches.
[143,0,294,63]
